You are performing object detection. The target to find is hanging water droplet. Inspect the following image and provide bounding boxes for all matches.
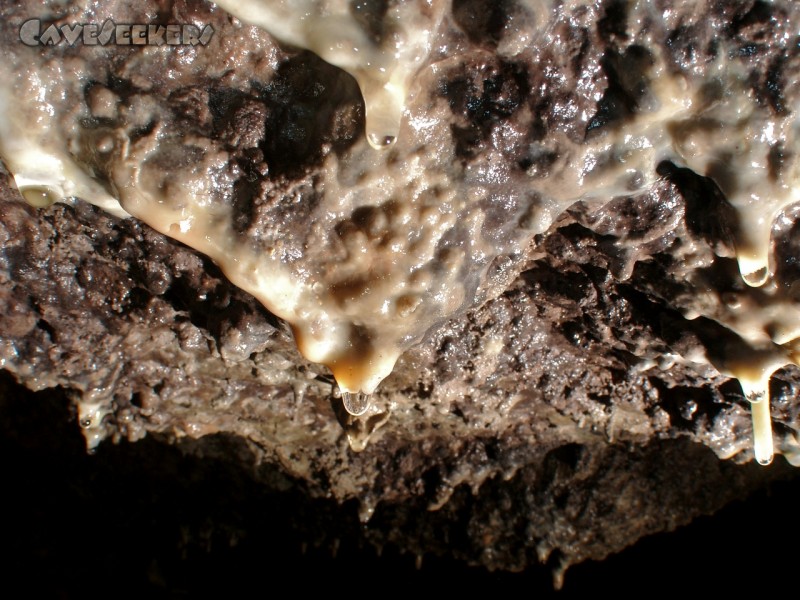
[749,391,774,466]
[756,453,773,466]
[741,265,768,287]
[342,391,371,416]
[21,186,56,208]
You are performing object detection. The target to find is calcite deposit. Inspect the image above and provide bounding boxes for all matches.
[1,0,799,586]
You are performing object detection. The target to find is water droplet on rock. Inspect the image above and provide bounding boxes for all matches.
[342,391,371,416]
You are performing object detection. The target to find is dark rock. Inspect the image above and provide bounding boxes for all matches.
[0,0,798,589]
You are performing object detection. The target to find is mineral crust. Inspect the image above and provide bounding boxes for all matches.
[1,0,799,586]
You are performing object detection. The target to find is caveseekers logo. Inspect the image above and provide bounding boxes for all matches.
[19,18,214,46]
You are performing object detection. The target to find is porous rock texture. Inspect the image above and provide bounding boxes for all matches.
[1,0,799,589]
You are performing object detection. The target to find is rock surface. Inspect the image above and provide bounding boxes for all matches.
[1,0,799,586]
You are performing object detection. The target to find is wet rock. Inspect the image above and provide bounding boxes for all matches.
[0,0,798,585]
